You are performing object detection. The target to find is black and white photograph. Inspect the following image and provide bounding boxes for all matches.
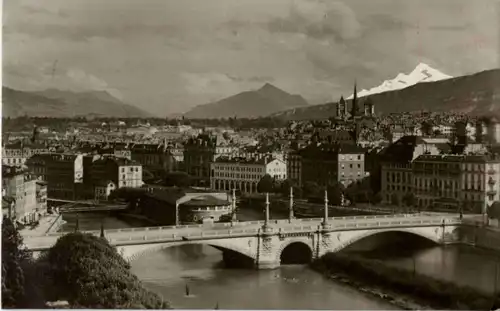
[2,0,500,309]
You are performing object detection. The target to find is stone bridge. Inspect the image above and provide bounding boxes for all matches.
[24,213,465,269]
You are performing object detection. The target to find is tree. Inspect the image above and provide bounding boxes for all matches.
[302,181,320,198]
[391,193,400,213]
[1,219,44,308]
[39,232,169,309]
[163,171,192,188]
[257,174,275,193]
[280,179,296,197]
[327,183,344,206]
[371,192,383,205]
[402,193,417,211]
[487,202,500,220]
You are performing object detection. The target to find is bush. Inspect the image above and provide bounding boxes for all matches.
[313,252,498,310]
[39,232,170,309]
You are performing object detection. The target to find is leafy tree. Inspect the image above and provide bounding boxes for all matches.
[163,171,192,188]
[39,232,169,309]
[280,179,296,197]
[402,193,417,211]
[487,202,500,220]
[302,181,320,198]
[326,183,344,206]
[257,174,275,193]
[1,219,44,308]
[371,192,383,205]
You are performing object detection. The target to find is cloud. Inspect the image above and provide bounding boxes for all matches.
[3,0,499,115]
[268,0,361,41]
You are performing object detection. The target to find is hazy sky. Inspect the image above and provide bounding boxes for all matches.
[4,0,500,115]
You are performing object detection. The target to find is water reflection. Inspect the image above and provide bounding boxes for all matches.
[131,244,397,310]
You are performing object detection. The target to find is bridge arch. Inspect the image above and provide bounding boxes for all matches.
[276,239,314,265]
[125,238,257,264]
[332,227,443,253]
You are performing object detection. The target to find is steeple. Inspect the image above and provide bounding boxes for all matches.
[351,80,359,119]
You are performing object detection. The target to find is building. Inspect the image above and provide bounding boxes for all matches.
[26,153,85,201]
[138,186,233,225]
[2,166,38,224]
[412,154,500,213]
[130,142,181,176]
[287,150,302,186]
[380,136,441,205]
[294,143,366,188]
[85,155,143,200]
[184,134,237,187]
[2,141,48,167]
[210,156,287,194]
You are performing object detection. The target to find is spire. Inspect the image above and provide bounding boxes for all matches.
[351,80,359,119]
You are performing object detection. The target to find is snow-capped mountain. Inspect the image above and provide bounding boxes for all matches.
[347,63,452,99]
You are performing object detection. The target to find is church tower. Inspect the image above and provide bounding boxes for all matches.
[350,81,359,119]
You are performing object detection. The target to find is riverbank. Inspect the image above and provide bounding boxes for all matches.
[19,213,66,237]
[312,252,498,310]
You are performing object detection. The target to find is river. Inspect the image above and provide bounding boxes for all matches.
[59,208,500,309]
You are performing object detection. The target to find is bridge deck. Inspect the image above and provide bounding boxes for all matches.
[24,213,467,251]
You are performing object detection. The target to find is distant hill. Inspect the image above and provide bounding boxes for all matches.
[2,87,151,118]
[272,68,500,120]
[183,83,309,119]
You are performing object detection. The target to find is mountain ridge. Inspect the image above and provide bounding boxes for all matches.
[2,87,151,118]
[272,68,500,120]
[183,83,309,119]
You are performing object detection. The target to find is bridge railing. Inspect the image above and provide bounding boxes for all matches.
[24,213,461,239]
[104,216,463,245]
[23,215,464,249]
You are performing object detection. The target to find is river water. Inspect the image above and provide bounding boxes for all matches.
[60,208,500,309]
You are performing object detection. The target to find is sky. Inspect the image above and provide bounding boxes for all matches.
[3,0,500,116]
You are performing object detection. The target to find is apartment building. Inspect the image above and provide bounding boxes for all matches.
[26,153,85,200]
[380,136,441,205]
[84,155,143,200]
[184,134,237,187]
[210,155,286,194]
[294,143,366,188]
[2,166,38,224]
[412,154,500,213]
[2,141,48,167]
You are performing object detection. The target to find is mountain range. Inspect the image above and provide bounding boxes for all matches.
[2,87,151,118]
[346,63,453,99]
[273,68,500,120]
[183,83,309,119]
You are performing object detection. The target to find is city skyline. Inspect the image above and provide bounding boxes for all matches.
[4,0,499,115]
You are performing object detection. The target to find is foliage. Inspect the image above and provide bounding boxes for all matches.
[402,193,417,212]
[257,174,275,193]
[313,252,496,310]
[370,192,383,205]
[390,193,400,206]
[326,183,345,206]
[1,219,45,308]
[302,181,320,198]
[163,171,193,188]
[487,202,500,220]
[279,179,299,197]
[39,232,170,309]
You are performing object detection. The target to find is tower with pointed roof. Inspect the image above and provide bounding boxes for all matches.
[336,96,347,120]
[350,81,359,119]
